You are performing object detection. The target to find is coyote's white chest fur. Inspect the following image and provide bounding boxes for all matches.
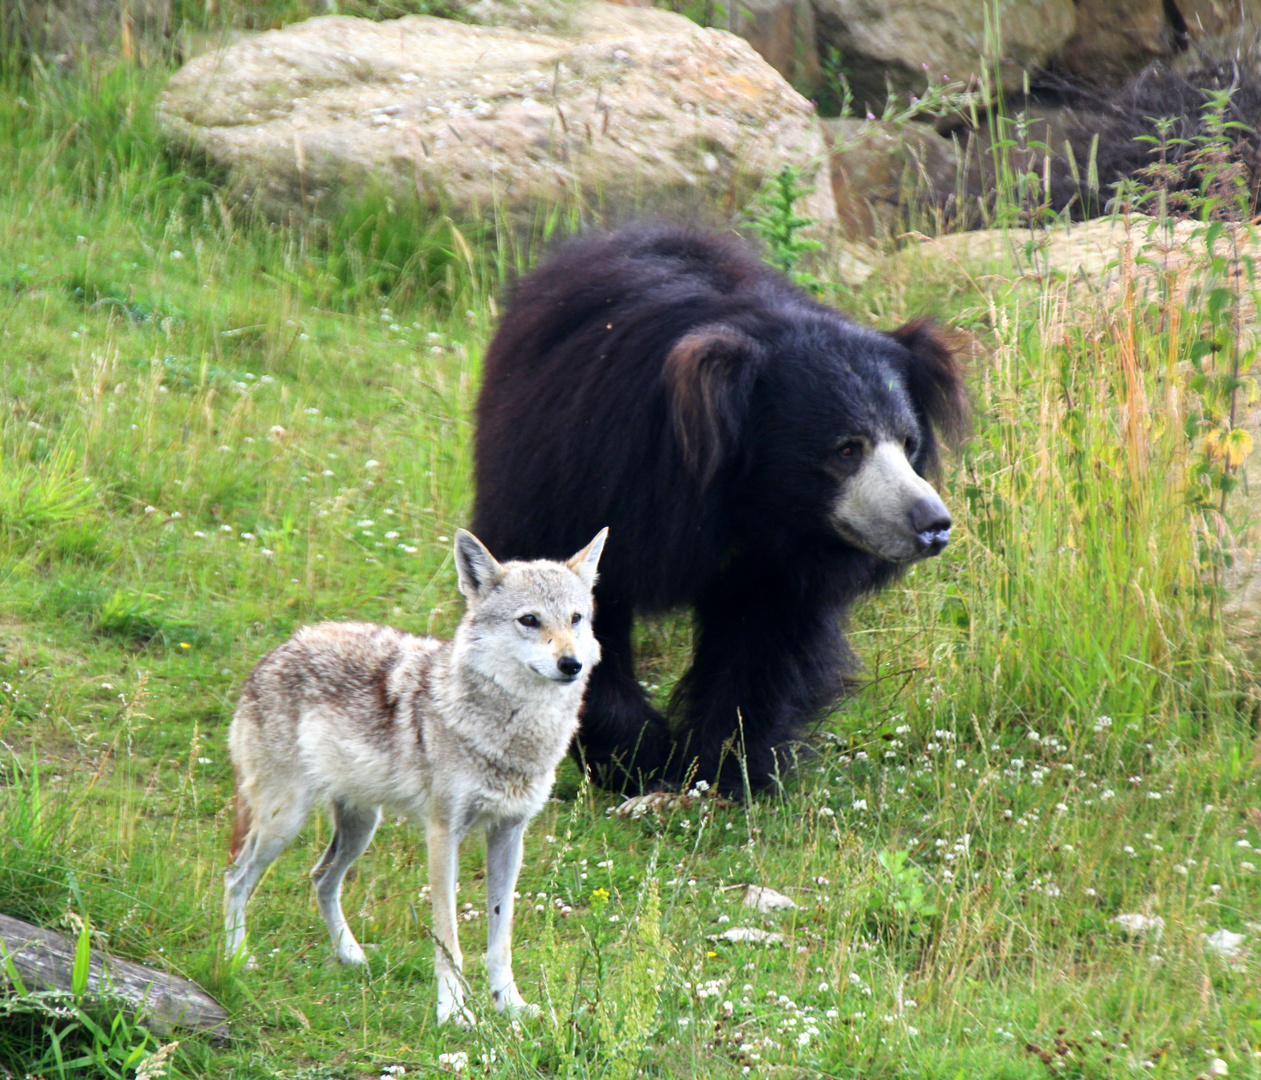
[223,528,606,1026]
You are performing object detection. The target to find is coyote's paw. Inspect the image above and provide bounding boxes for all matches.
[438,977,475,1028]
[493,984,540,1018]
[437,999,476,1028]
[227,951,259,972]
[336,941,368,967]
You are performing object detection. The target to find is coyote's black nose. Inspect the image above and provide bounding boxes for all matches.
[909,496,952,556]
[557,655,582,678]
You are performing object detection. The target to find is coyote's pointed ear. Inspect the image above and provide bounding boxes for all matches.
[454,529,505,601]
[664,326,760,486]
[566,527,608,590]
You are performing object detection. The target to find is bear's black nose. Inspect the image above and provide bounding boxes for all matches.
[557,655,583,678]
[909,496,951,556]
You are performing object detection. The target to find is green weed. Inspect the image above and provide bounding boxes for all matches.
[743,164,823,290]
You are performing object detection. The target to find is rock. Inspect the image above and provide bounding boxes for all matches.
[451,0,578,32]
[810,0,1075,111]
[1053,0,1173,84]
[1180,0,1261,39]
[834,240,876,284]
[1203,928,1247,960]
[1048,0,1261,86]
[743,885,799,911]
[1111,912,1165,941]
[708,926,785,944]
[822,117,960,239]
[157,4,835,232]
[733,0,819,92]
[916,215,1261,289]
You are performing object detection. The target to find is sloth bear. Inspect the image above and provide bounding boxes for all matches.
[472,222,966,795]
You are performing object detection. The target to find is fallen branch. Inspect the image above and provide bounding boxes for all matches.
[0,913,228,1040]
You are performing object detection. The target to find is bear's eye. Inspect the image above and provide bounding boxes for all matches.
[571,612,583,626]
[518,614,541,628]
[836,439,863,460]
[903,436,918,457]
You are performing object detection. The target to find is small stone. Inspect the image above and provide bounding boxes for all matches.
[1204,929,1246,960]
[709,927,785,945]
[1112,913,1164,941]
[743,886,798,912]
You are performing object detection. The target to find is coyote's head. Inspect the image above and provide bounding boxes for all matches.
[452,528,606,690]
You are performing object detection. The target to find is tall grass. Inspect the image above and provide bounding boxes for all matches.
[0,13,1259,1080]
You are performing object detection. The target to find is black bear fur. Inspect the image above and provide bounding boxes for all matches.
[472,221,966,795]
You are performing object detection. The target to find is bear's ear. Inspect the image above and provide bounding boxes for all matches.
[664,325,759,486]
[888,319,969,449]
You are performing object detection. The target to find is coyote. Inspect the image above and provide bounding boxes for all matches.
[223,528,606,1025]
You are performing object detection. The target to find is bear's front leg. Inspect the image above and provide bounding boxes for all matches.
[671,567,848,794]
[575,597,673,793]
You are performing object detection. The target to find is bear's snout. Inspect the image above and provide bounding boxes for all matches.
[828,441,954,562]
[909,495,951,556]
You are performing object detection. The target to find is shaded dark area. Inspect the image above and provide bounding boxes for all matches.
[1022,57,1261,217]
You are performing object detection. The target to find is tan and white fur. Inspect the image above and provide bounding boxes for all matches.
[223,528,606,1026]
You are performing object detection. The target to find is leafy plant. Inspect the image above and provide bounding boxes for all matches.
[743,165,824,292]
[864,848,939,939]
[592,876,668,1078]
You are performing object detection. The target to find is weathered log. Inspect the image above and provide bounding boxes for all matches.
[0,913,229,1040]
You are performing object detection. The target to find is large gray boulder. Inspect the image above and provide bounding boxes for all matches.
[811,0,1075,110]
[1054,0,1261,84]
[157,3,835,230]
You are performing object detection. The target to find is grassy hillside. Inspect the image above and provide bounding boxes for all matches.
[1,23,1260,1080]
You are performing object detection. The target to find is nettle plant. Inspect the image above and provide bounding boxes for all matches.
[989,79,1260,609]
[1122,87,1260,594]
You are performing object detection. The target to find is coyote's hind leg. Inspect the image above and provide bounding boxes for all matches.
[310,801,382,967]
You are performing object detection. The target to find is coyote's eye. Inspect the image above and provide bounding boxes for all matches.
[518,614,540,628]
[571,612,582,626]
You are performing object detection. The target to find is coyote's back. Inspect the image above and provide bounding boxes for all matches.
[229,622,443,859]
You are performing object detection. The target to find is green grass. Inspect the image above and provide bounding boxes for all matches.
[2,26,1261,1080]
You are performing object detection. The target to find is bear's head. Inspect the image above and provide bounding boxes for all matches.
[664,312,966,563]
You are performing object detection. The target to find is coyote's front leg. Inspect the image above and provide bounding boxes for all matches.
[485,818,538,1017]
[427,818,474,1027]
